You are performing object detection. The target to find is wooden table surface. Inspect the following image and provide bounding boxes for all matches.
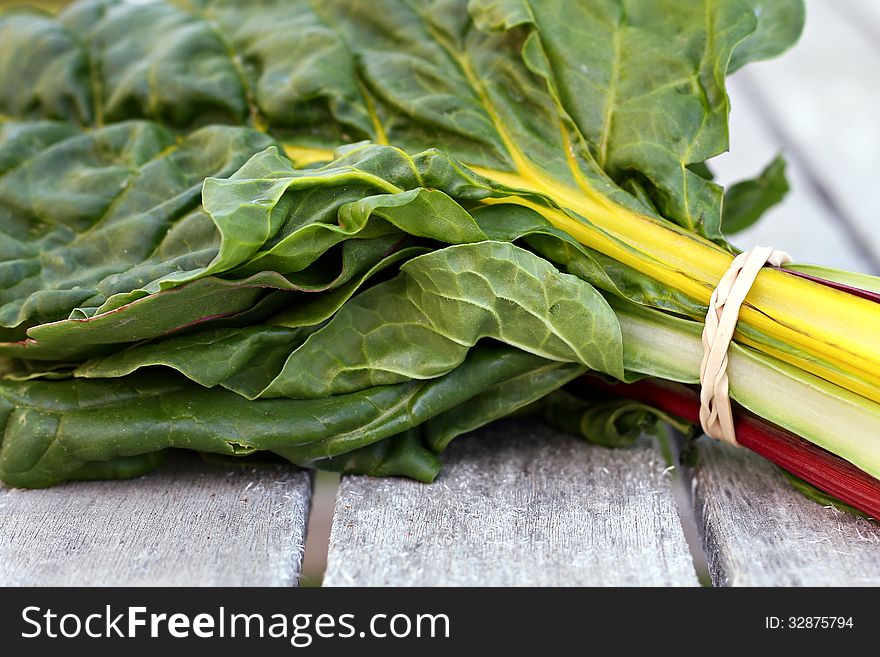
[1,0,878,587]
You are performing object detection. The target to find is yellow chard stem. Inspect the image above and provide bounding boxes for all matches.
[283,144,880,403]
[469,165,880,403]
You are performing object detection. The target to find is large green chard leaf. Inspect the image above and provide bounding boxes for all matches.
[0,0,804,385]
[0,345,584,487]
[0,120,277,330]
[0,0,811,489]
[1,0,803,242]
[1,141,700,361]
[0,0,375,140]
[73,241,624,395]
[0,9,93,124]
[0,134,494,354]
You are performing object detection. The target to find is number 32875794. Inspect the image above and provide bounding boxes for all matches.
[765,617,853,630]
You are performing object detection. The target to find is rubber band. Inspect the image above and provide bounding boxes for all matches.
[699,246,791,445]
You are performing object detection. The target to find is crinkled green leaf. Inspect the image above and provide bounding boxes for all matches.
[0,0,812,490]
[2,0,805,242]
[0,120,277,329]
[259,241,622,396]
[2,141,699,363]
[0,8,93,124]
[423,358,586,452]
[472,203,706,317]
[197,144,490,282]
[0,344,564,487]
[0,136,498,328]
[0,138,496,356]
[75,241,624,396]
[1,0,373,141]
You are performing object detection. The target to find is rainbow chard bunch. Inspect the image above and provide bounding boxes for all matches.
[1,0,878,515]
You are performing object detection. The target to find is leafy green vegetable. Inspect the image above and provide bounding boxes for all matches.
[10,0,877,505]
[73,240,624,396]
[0,345,586,487]
[1,0,803,242]
[0,120,277,330]
[0,140,698,362]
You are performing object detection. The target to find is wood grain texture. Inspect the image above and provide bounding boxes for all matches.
[324,420,698,586]
[0,454,311,586]
[692,440,880,587]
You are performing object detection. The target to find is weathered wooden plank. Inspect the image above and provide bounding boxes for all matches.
[710,76,876,273]
[0,454,311,586]
[692,440,880,587]
[733,0,880,269]
[324,420,698,586]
